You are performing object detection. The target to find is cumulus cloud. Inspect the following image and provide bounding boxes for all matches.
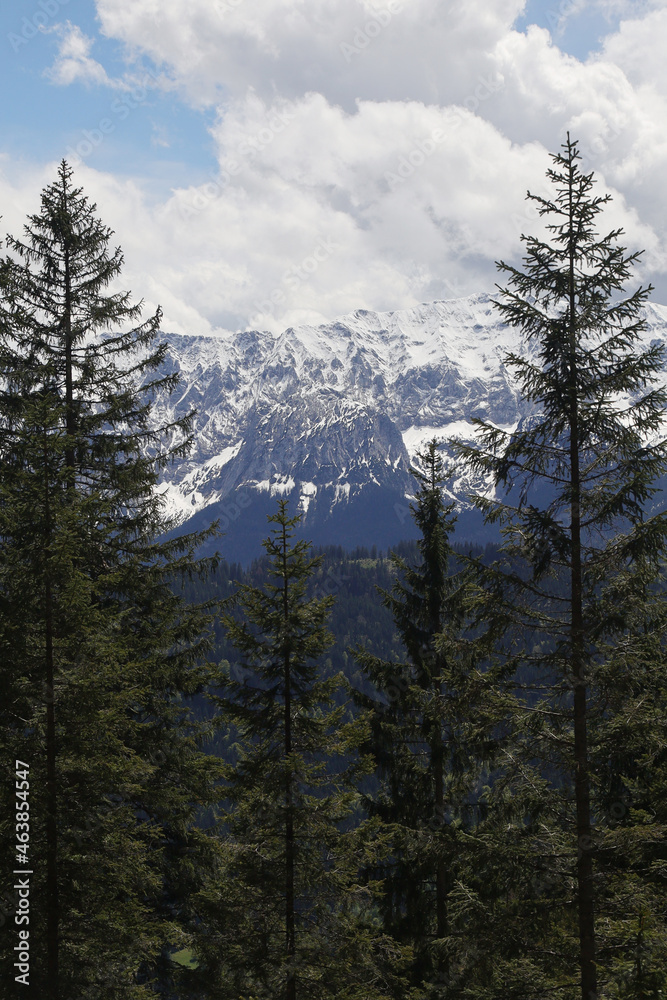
[45,23,113,87]
[128,96,556,332]
[0,159,57,245]
[5,87,659,342]
[592,0,664,17]
[4,0,665,340]
[44,21,173,97]
[549,0,665,33]
[95,0,527,110]
[600,6,667,92]
[168,91,666,329]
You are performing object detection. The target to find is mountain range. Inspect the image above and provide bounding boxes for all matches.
[153,293,667,563]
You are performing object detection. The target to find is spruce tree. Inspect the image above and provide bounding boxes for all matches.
[353,440,506,996]
[453,134,667,999]
[199,500,410,1000]
[0,161,222,999]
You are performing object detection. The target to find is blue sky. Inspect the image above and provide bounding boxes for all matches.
[517,0,619,58]
[0,1,620,183]
[1,1,217,188]
[1,0,666,334]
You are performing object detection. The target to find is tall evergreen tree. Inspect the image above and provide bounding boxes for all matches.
[0,161,223,999]
[453,134,667,999]
[199,500,411,1000]
[353,440,506,996]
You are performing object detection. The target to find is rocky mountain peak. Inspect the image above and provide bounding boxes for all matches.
[153,294,667,561]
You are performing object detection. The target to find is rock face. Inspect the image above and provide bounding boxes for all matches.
[154,294,667,562]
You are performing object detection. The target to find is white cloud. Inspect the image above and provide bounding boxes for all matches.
[5,0,667,341]
[551,0,665,31]
[592,0,664,16]
[600,7,667,92]
[0,159,58,246]
[44,21,173,99]
[139,96,557,332]
[5,87,660,342]
[95,0,527,110]
[45,23,113,87]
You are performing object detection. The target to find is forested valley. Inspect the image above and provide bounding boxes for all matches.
[1,139,666,1000]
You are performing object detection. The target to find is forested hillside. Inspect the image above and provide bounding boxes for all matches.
[188,538,495,701]
[1,140,666,1000]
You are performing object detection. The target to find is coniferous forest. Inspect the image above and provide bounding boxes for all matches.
[1,138,666,999]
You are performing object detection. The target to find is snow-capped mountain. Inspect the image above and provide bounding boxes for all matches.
[154,293,667,562]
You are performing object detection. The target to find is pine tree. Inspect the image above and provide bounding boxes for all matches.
[199,500,411,1000]
[353,440,506,996]
[453,134,667,999]
[0,161,223,999]
[590,568,667,996]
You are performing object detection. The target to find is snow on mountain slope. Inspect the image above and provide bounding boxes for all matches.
[153,293,667,544]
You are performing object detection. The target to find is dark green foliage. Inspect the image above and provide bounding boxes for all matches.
[0,162,223,999]
[352,440,508,996]
[1,145,666,1000]
[453,135,667,998]
[197,501,413,1000]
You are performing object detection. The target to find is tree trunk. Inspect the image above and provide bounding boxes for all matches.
[433,714,449,987]
[567,144,597,1000]
[43,431,59,1000]
[62,173,76,485]
[433,736,447,941]
[431,536,448,977]
[282,524,296,1000]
